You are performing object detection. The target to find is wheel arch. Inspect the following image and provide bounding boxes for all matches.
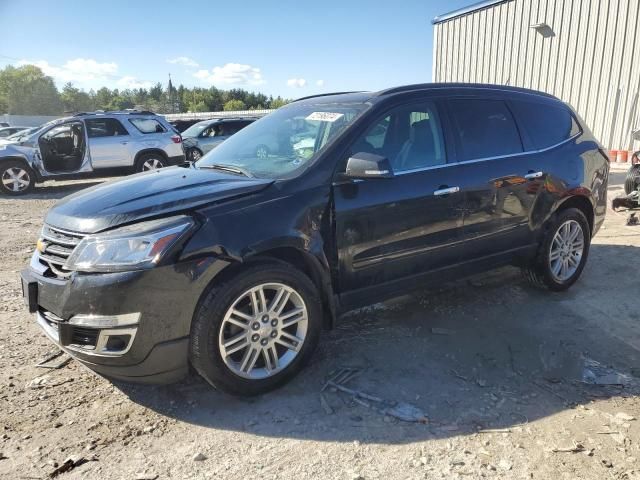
[201,245,336,330]
[555,194,595,235]
[134,148,169,165]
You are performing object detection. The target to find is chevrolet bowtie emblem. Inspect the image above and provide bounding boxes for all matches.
[36,239,46,253]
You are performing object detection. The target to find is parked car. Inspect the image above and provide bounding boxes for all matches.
[21,84,608,395]
[0,111,184,195]
[0,126,29,138]
[182,117,256,161]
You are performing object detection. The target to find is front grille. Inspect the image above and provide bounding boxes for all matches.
[38,224,86,278]
[70,327,99,347]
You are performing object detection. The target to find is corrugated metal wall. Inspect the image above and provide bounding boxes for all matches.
[433,0,640,151]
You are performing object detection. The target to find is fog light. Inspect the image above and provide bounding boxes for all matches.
[105,335,131,352]
[68,312,140,328]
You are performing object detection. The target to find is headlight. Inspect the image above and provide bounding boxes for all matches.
[64,215,195,273]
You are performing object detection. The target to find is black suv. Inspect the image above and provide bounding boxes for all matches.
[21,84,608,395]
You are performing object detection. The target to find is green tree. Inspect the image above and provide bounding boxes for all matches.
[61,82,94,113]
[223,99,246,111]
[270,96,288,109]
[0,65,62,115]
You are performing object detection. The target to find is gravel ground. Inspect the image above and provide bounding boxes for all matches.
[0,165,638,480]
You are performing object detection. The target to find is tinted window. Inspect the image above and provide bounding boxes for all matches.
[510,100,580,150]
[350,101,446,172]
[448,99,523,161]
[129,118,166,134]
[86,118,129,138]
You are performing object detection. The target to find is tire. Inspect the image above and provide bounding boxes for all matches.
[134,153,166,172]
[187,148,203,162]
[523,208,591,292]
[624,164,640,195]
[255,144,269,159]
[189,262,322,396]
[0,160,35,196]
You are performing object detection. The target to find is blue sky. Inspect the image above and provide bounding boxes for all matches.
[0,0,472,97]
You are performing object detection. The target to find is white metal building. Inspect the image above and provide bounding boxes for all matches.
[432,0,640,153]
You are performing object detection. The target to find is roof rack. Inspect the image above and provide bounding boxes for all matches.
[293,91,366,103]
[376,83,558,99]
[72,109,158,117]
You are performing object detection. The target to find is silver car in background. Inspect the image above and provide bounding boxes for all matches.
[0,110,185,195]
[182,118,256,161]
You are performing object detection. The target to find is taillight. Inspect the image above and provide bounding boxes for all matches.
[171,135,182,144]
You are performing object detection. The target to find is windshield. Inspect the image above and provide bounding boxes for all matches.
[5,127,39,142]
[196,102,368,179]
[182,121,211,138]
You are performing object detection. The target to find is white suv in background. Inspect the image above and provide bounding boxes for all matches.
[0,111,185,195]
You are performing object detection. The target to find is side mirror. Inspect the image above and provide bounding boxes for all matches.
[345,152,394,179]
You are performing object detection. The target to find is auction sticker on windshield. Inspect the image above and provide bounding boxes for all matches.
[306,112,344,122]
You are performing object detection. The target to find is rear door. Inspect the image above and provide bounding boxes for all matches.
[85,118,132,168]
[333,98,467,293]
[443,97,538,258]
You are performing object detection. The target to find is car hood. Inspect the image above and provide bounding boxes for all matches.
[45,165,274,233]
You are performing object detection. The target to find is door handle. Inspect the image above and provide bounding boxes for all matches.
[120,141,128,145]
[434,186,460,196]
[524,171,543,180]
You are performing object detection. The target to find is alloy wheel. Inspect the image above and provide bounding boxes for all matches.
[190,149,202,161]
[2,167,31,192]
[548,219,584,282]
[142,158,164,170]
[218,282,308,380]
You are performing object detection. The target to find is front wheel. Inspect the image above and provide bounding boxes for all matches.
[523,208,591,291]
[189,263,322,396]
[0,160,36,196]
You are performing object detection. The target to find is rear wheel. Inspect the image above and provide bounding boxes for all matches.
[189,263,322,396]
[624,164,640,195]
[187,147,203,162]
[135,153,166,172]
[0,160,35,196]
[523,208,591,291]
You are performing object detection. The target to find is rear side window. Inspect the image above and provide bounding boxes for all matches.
[129,118,166,134]
[509,100,580,150]
[447,99,523,162]
[86,118,129,138]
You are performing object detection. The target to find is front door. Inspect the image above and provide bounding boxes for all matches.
[333,99,466,294]
[85,118,132,168]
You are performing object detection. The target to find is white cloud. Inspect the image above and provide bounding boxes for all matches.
[287,78,307,88]
[18,58,118,83]
[194,63,264,86]
[316,79,325,87]
[116,76,154,90]
[167,56,199,67]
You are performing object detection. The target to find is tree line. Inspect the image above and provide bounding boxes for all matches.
[0,65,290,115]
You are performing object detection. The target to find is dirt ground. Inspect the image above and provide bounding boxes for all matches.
[0,164,639,480]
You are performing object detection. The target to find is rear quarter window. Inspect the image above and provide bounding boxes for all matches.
[128,118,167,134]
[447,99,523,161]
[509,100,580,150]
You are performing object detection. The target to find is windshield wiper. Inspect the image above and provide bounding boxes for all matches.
[198,163,254,178]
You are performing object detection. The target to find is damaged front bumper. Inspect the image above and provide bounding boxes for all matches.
[19,250,224,384]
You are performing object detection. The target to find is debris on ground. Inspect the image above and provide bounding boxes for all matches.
[192,452,207,462]
[325,380,428,424]
[551,442,586,454]
[49,455,92,478]
[36,349,72,369]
